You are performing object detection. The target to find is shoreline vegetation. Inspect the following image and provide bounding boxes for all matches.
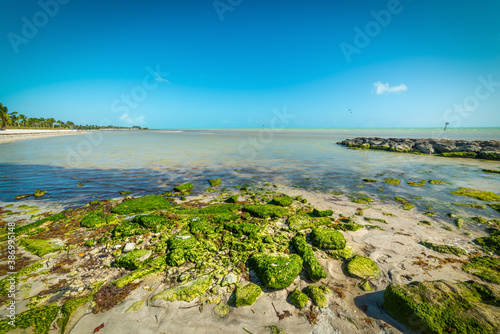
[0,180,499,334]
[338,137,500,161]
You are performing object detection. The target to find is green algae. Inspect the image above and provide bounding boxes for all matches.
[359,280,373,291]
[480,152,500,160]
[113,221,149,238]
[408,180,426,187]
[132,214,168,231]
[310,228,346,250]
[20,238,62,257]
[488,203,500,213]
[248,253,302,289]
[174,183,193,193]
[113,255,167,288]
[451,188,500,202]
[15,212,65,236]
[224,222,261,240]
[234,282,262,307]
[439,152,477,158]
[384,178,401,185]
[402,204,415,210]
[463,256,500,285]
[454,218,465,228]
[0,304,59,334]
[418,220,433,226]
[474,229,500,255]
[289,288,308,308]
[208,178,222,187]
[304,285,327,307]
[80,212,120,228]
[115,249,152,270]
[243,204,288,218]
[311,208,333,217]
[452,202,485,209]
[268,326,286,334]
[225,195,238,203]
[482,169,500,174]
[126,300,143,313]
[350,193,373,204]
[292,235,326,282]
[34,189,47,197]
[111,195,171,215]
[325,246,354,260]
[271,195,293,207]
[332,223,364,231]
[420,241,466,256]
[383,280,499,334]
[364,217,388,224]
[429,180,450,185]
[59,297,91,333]
[214,301,230,318]
[287,213,330,231]
[346,256,380,279]
[152,273,213,302]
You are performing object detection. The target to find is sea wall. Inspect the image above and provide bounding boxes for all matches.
[337,137,500,160]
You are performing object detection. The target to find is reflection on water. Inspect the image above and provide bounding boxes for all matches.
[0,129,499,206]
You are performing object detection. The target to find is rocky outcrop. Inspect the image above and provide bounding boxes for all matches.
[338,137,500,160]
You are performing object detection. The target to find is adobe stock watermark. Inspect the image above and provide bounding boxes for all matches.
[7,0,71,54]
[64,124,106,167]
[110,64,169,121]
[213,0,242,21]
[339,0,405,63]
[238,107,296,160]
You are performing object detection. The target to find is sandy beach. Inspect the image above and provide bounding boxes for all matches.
[0,182,498,334]
[0,129,86,145]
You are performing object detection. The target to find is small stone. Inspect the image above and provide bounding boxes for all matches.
[214,301,230,318]
[123,243,136,252]
[221,273,239,287]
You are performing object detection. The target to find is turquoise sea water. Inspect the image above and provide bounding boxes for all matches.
[0,128,499,215]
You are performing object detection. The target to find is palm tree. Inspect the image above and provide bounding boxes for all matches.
[0,103,12,130]
[19,114,27,127]
[9,112,18,127]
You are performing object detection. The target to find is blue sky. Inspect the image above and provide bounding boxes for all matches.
[1,0,499,129]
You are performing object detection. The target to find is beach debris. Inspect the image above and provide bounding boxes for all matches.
[267,326,286,334]
[93,283,140,313]
[93,323,105,333]
[271,302,292,320]
[444,121,449,131]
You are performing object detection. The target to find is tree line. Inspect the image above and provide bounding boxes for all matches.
[0,103,145,130]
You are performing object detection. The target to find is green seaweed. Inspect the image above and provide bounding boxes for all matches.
[304,285,327,307]
[364,217,387,224]
[208,178,222,187]
[384,178,401,186]
[115,249,152,270]
[243,204,288,218]
[452,203,485,209]
[248,253,302,289]
[59,297,91,333]
[291,235,326,282]
[173,183,193,193]
[80,212,120,228]
[474,229,500,255]
[345,255,380,279]
[113,255,167,288]
[20,239,62,257]
[111,195,171,215]
[451,188,500,202]
[429,180,450,185]
[234,282,262,307]
[439,152,477,158]
[287,214,330,231]
[152,273,213,302]
[289,288,308,308]
[0,304,59,334]
[462,256,500,285]
[420,241,466,256]
[271,195,293,207]
[310,227,346,250]
[332,223,364,231]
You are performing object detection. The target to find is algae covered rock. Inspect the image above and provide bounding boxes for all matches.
[20,238,63,257]
[325,246,354,260]
[34,189,47,197]
[271,195,293,207]
[287,214,330,231]
[111,195,171,215]
[132,214,167,230]
[59,296,92,333]
[304,285,327,307]
[174,183,194,193]
[115,249,152,270]
[291,235,326,282]
[208,178,222,187]
[474,229,500,255]
[451,187,500,202]
[310,228,346,250]
[420,241,466,256]
[346,256,380,279]
[243,204,288,218]
[383,280,500,334]
[384,178,400,185]
[113,255,167,288]
[248,253,303,289]
[462,256,500,285]
[81,212,120,228]
[152,273,213,302]
[234,282,262,307]
[0,304,59,334]
[225,195,238,203]
[214,301,230,318]
[289,288,308,308]
[312,208,333,217]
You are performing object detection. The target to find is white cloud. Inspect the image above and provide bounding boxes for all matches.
[119,113,145,124]
[373,81,408,95]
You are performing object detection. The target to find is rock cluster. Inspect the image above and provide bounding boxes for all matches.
[338,137,500,160]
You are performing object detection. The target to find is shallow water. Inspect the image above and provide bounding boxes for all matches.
[0,128,499,213]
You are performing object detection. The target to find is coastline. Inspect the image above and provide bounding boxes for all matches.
[0,129,88,145]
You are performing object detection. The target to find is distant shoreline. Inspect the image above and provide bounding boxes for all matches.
[0,129,88,145]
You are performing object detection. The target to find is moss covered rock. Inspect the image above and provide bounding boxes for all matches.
[115,249,152,270]
[291,235,326,282]
[271,195,293,207]
[113,221,149,238]
[304,285,327,307]
[420,241,466,256]
[248,253,303,289]
[451,188,500,202]
[59,297,92,333]
[310,228,346,250]
[225,195,238,203]
[384,178,401,185]
[463,256,500,285]
[234,282,262,307]
[132,214,168,230]
[214,301,230,318]
[289,288,308,308]
[346,256,380,279]
[287,213,329,231]
[311,208,333,217]
[152,273,213,302]
[474,229,500,255]
[81,212,120,228]
[224,222,260,240]
[208,178,222,187]
[113,255,167,288]
[243,204,288,218]
[111,195,171,215]
[429,180,450,185]
[174,183,193,193]
[20,238,63,257]
[325,246,354,260]
[383,280,500,334]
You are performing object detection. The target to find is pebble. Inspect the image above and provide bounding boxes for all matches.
[123,243,136,252]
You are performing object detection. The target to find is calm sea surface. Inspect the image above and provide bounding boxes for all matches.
[0,128,499,212]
